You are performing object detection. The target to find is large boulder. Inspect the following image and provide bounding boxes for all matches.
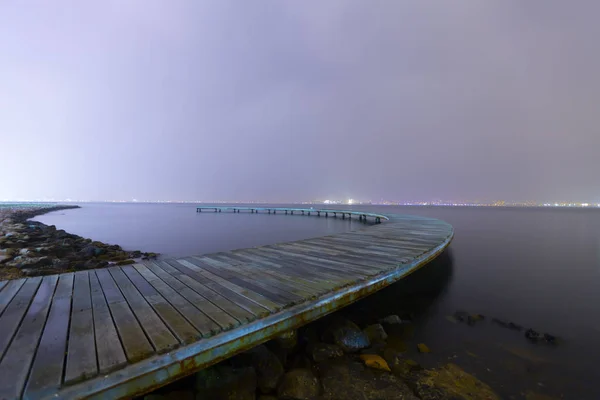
[277,368,320,400]
[195,364,256,400]
[413,363,500,400]
[317,357,418,400]
[307,343,344,363]
[240,345,284,394]
[363,324,388,343]
[322,318,370,353]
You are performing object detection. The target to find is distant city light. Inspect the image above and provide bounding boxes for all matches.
[348,199,354,205]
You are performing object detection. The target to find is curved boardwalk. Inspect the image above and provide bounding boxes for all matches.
[0,209,453,400]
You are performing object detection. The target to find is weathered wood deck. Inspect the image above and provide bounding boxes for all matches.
[0,210,453,400]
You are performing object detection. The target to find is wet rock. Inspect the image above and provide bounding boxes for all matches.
[509,322,524,331]
[15,256,53,269]
[379,315,402,325]
[244,345,284,394]
[323,318,370,353]
[195,364,256,400]
[277,368,320,400]
[143,252,158,260]
[359,354,391,372]
[385,350,422,378]
[130,250,142,258]
[525,329,541,342]
[317,357,418,400]
[413,363,500,400]
[453,311,469,322]
[289,353,313,371]
[80,245,105,257]
[363,324,388,343]
[308,343,344,363]
[492,318,524,331]
[491,318,508,327]
[467,314,485,325]
[417,343,431,353]
[277,329,298,350]
[543,333,556,344]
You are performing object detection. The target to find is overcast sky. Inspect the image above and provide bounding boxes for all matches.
[2,1,599,202]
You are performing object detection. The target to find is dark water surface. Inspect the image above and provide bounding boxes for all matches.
[35,204,600,399]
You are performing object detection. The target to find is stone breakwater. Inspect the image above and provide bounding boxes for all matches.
[140,314,499,400]
[0,205,158,280]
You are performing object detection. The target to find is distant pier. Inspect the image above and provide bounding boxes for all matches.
[0,209,453,400]
[196,206,387,223]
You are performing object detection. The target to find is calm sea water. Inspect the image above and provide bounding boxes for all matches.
[34,204,600,398]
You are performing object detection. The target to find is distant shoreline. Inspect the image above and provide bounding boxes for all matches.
[3,201,599,210]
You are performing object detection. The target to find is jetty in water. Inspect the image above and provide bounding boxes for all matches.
[0,208,453,400]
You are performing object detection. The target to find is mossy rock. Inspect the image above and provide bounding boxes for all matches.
[115,259,135,266]
[417,363,499,400]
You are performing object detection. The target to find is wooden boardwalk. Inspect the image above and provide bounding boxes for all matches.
[0,210,453,400]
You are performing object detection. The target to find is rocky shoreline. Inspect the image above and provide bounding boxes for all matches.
[141,313,499,400]
[0,204,158,280]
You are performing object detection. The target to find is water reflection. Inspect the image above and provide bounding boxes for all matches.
[341,249,455,326]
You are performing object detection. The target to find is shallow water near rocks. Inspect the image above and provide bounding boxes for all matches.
[34,204,600,398]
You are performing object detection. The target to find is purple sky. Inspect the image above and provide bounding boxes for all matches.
[2,1,599,203]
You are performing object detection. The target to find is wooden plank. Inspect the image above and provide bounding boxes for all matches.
[95,269,154,363]
[108,267,179,353]
[0,278,26,317]
[276,242,397,269]
[207,254,318,299]
[133,263,228,334]
[230,251,335,293]
[274,242,400,271]
[25,273,74,397]
[89,271,127,374]
[0,281,7,292]
[246,248,357,285]
[184,257,287,310]
[164,259,271,317]
[121,265,203,342]
[65,271,98,384]
[0,275,58,400]
[146,261,254,325]
[196,256,304,304]
[299,239,415,264]
[259,246,377,277]
[0,277,42,360]
[327,234,435,251]
[215,252,325,296]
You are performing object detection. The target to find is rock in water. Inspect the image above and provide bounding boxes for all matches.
[414,363,500,400]
[379,315,402,325]
[417,343,431,353]
[363,324,388,343]
[308,343,344,363]
[467,314,485,325]
[323,318,370,353]
[543,333,557,344]
[277,368,320,400]
[244,345,284,394]
[277,329,298,350]
[359,354,391,372]
[195,364,256,400]
[318,357,418,400]
[525,329,541,342]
